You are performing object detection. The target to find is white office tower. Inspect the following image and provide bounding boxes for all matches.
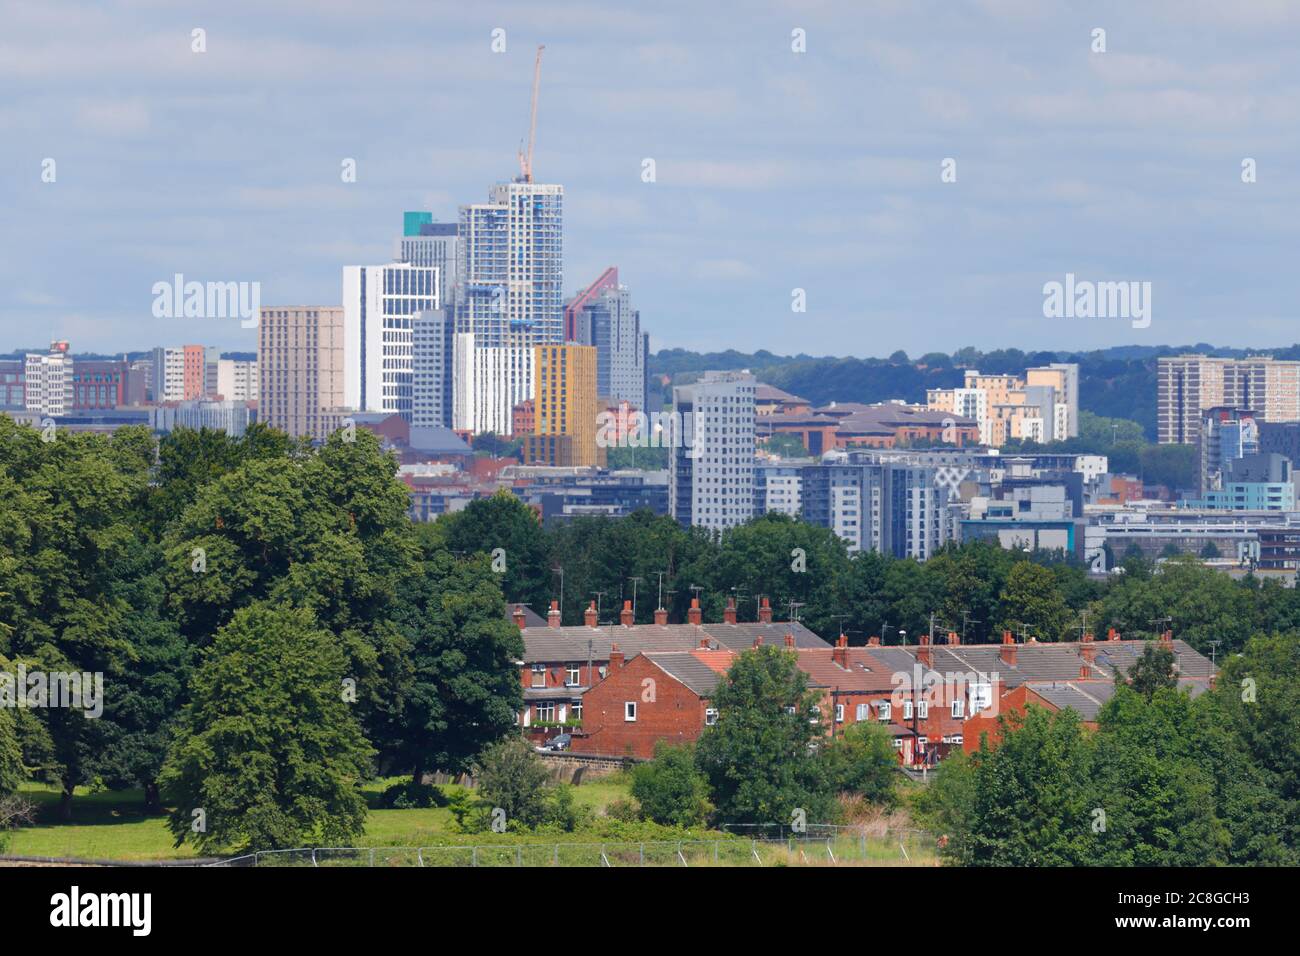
[669,370,756,530]
[24,342,73,416]
[216,358,259,402]
[395,221,459,309]
[412,310,454,429]
[150,346,185,402]
[451,333,533,436]
[457,182,563,347]
[342,263,439,420]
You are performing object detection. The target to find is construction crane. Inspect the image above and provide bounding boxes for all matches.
[517,44,545,183]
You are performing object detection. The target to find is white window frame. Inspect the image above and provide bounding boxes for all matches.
[834,703,845,723]
[918,701,929,719]
[624,701,637,722]
[903,700,913,720]
[705,708,719,726]
[855,703,869,721]
[565,665,581,687]
[877,701,891,722]
[531,664,546,688]
[951,699,965,719]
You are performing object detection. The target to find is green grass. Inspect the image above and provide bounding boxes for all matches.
[3,774,637,862]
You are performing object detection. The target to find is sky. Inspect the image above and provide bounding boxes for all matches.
[5,0,1300,357]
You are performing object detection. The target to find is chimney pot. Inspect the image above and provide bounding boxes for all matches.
[759,597,773,624]
[1107,627,1120,642]
[512,605,526,630]
[1000,640,1018,667]
[784,633,795,648]
[584,601,598,628]
[620,600,634,627]
[688,598,702,626]
[654,607,668,625]
[547,600,561,628]
[947,631,959,646]
[1002,630,1013,645]
[609,643,624,672]
[723,596,737,625]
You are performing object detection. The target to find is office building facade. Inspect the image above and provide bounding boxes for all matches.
[669,370,756,530]
[258,306,346,440]
[342,263,439,420]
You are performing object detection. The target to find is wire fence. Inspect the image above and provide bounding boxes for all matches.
[207,828,936,868]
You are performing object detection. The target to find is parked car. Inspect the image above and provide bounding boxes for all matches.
[538,733,571,752]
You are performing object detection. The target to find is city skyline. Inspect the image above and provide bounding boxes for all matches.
[8,1,1300,356]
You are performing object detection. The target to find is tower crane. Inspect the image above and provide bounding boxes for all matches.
[517,44,545,182]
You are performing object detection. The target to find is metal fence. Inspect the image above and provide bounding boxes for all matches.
[208,829,935,867]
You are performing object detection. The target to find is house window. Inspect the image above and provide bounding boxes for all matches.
[535,700,556,722]
[571,699,582,721]
[904,701,913,720]
[624,701,637,722]
[891,738,903,749]
[855,703,869,721]
[951,700,964,719]
[918,701,929,719]
[565,665,581,687]
[877,701,891,721]
[531,665,546,688]
[705,708,719,726]
[835,704,845,723]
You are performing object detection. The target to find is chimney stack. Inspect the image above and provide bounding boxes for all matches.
[547,600,561,628]
[832,634,849,668]
[918,634,932,668]
[784,633,795,648]
[688,598,702,626]
[1080,632,1096,663]
[867,636,881,646]
[1079,663,1091,680]
[620,600,634,627]
[699,637,711,650]
[758,597,773,624]
[584,601,598,628]
[723,596,737,625]
[946,631,960,646]
[752,635,763,649]
[512,605,526,630]
[1160,629,1174,649]
[1107,627,1120,642]
[609,643,624,672]
[1000,631,1017,668]
[654,607,668,625]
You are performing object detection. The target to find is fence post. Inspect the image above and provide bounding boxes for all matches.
[640,843,644,866]
[714,841,719,863]
[472,846,477,867]
[369,848,375,867]
[554,843,559,866]
[516,845,522,867]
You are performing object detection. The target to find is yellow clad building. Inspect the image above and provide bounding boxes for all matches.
[524,344,606,467]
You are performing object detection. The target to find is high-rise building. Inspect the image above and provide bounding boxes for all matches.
[524,343,604,467]
[457,182,563,347]
[0,360,26,408]
[150,347,185,403]
[24,341,73,416]
[1199,407,1259,494]
[1158,355,1300,445]
[181,345,208,401]
[567,267,647,410]
[451,333,534,436]
[342,263,439,420]
[258,306,346,440]
[669,370,756,530]
[411,309,455,429]
[215,358,259,402]
[395,215,459,308]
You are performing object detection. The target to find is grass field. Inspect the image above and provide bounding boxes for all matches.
[3,775,636,862]
[3,775,935,866]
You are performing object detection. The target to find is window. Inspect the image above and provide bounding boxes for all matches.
[918,701,929,719]
[705,708,719,726]
[891,738,903,749]
[904,700,913,720]
[877,701,891,721]
[571,699,582,721]
[565,665,581,687]
[951,700,965,719]
[624,701,637,722]
[535,701,556,722]
[531,664,546,688]
[855,703,869,721]
[834,704,845,723]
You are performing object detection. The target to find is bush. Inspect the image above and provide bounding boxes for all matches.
[474,735,552,829]
[820,721,897,805]
[380,780,448,809]
[631,742,712,828]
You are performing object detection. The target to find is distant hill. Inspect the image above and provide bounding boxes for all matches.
[648,344,1300,441]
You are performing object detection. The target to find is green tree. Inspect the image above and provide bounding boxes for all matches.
[474,735,551,829]
[1126,642,1177,698]
[630,742,712,827]
[385,551,524,782]
[997,561,1073,641]
[434,490,550,609]
[694,646,835,825]
[821,720,896,804]
[160,604,373,853]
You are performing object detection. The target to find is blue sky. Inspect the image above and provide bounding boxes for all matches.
[4,0,1300,356]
